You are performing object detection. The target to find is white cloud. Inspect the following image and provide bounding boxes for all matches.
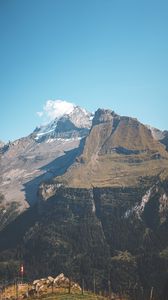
[37,111,43,117]
[37,99,75,122]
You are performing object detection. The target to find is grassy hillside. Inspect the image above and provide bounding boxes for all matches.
[3,284,110,300]
[38,292,106,300]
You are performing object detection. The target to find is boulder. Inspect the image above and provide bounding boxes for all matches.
[31,273,81,292]
[32,279,39,285]
[48,276,54,282]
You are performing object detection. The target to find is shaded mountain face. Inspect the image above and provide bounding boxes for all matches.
[0,105,91,230]
[148,126,168,151]
[0,107,168,300]
[160,131,168,151]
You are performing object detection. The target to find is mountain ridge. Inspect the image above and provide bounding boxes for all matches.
[40,108,168,193]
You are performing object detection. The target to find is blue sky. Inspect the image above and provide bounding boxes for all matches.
[0,0,168,142]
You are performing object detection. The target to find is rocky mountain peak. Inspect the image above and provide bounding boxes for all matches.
[66,105,92,128]
[92,108,118,126]
[49,109,168,189]
[33,105,92,142]
[147,125,165,140]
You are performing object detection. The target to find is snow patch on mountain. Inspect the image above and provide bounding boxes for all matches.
[34,129,55,140]
[34,102,92,142]
[45,137,82,143]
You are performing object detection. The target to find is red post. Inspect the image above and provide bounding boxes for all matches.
[20,264,24,283]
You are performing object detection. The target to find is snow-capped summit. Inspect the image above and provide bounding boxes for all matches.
[34,104,92,142]
[59,105,92,129]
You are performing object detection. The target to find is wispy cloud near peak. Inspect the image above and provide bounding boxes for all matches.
[37,99,75,122]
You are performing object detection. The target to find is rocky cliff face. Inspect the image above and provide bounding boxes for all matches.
[0,179,168,299]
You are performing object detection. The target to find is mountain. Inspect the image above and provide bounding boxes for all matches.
[0,105,91,230]
[33,106,92,142]
[0,106,168,300]
[40,109,168,196]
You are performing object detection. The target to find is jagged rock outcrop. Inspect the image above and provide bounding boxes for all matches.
[92,108,118,126]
